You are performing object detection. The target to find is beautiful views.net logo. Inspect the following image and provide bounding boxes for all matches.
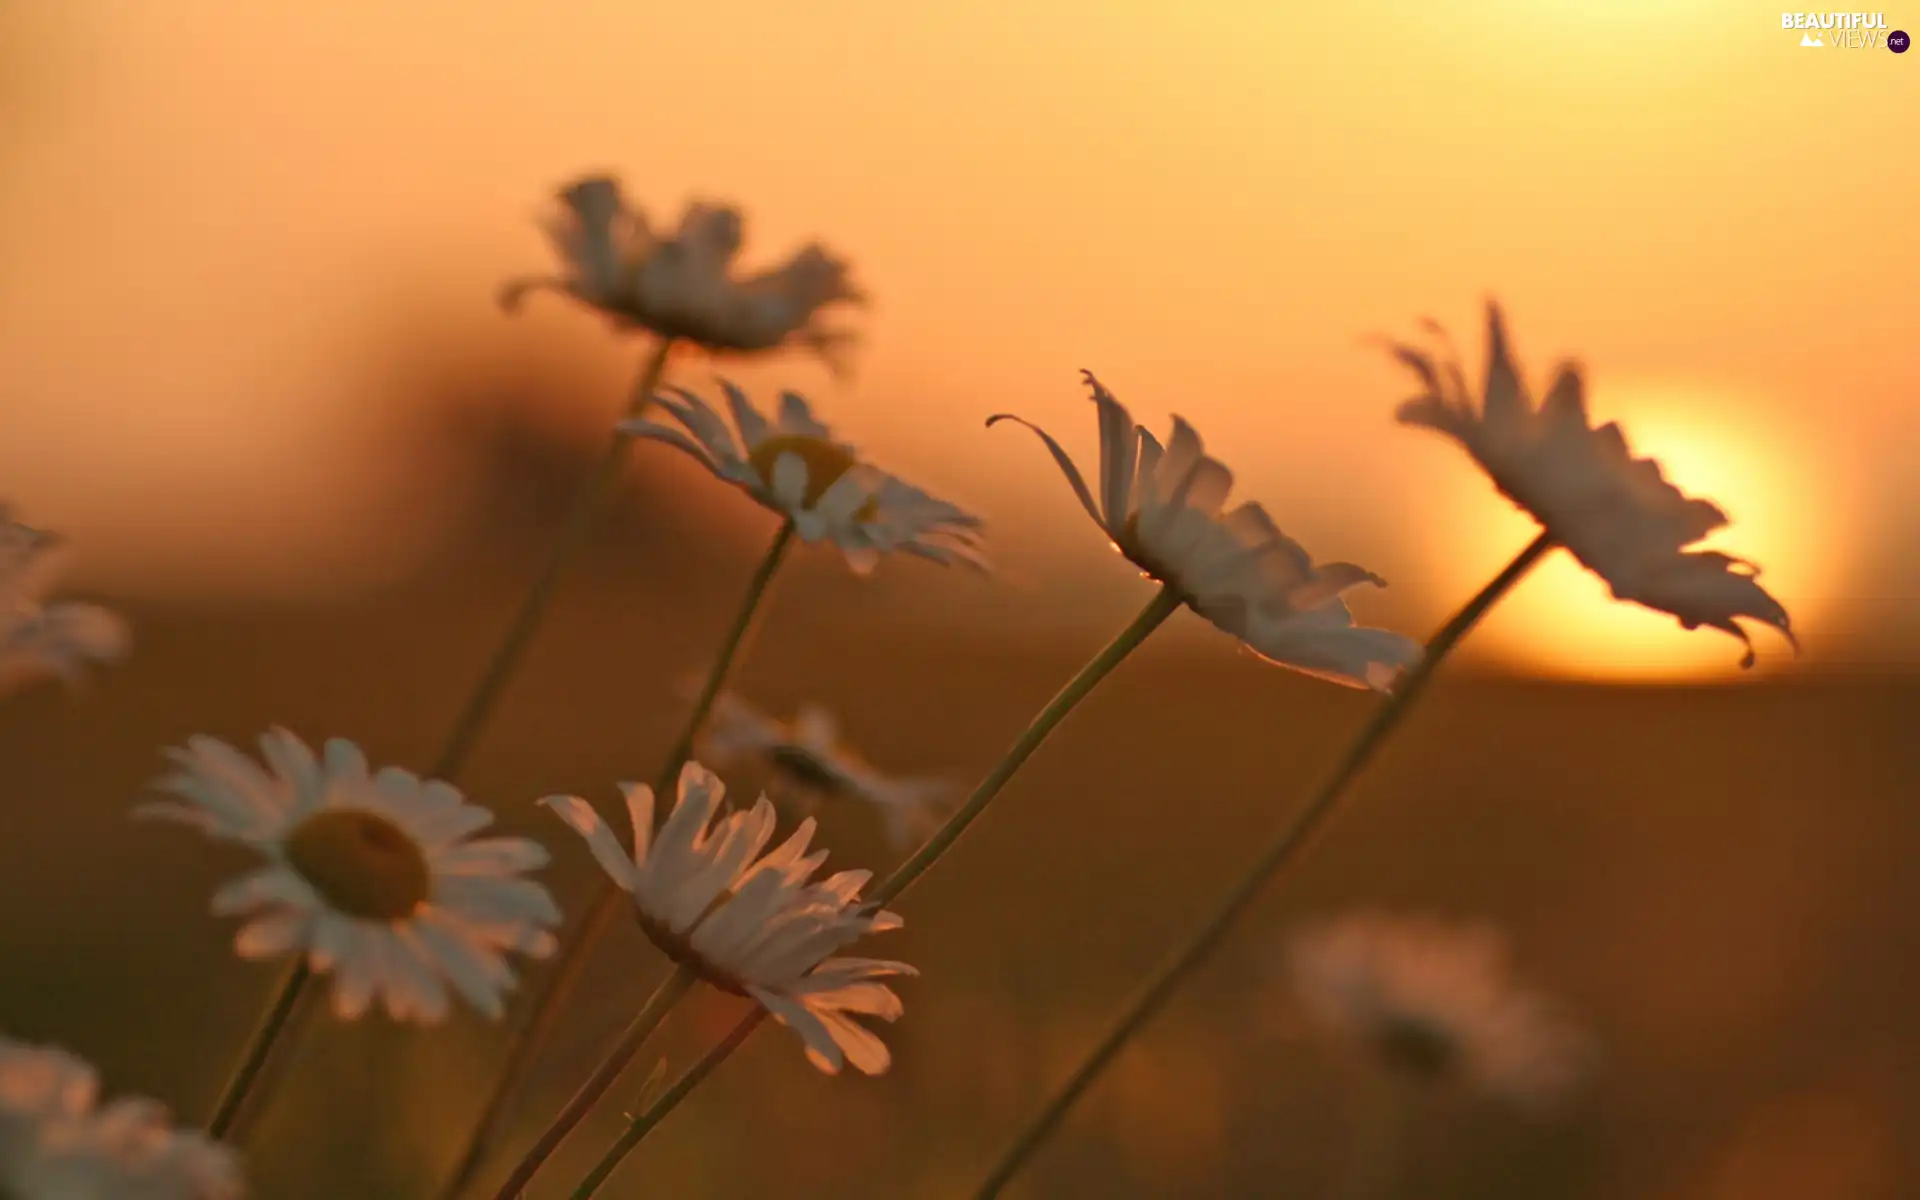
[1781,11,1908,49]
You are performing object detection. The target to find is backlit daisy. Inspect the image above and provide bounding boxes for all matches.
[0,1036,243,1198]
[1385,302,1796,667]
[698,691,960,849]
[543,762,916,1074]
[501,175,863,370]
[0,511,129,700]
[620,382,988,575]
[991,373,1421,690]
[1283,911,1593,1109]
[138,730,562,1023]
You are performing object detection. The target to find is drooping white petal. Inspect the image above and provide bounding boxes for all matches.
[541,796,641,892]
[985,413,1105,532]
[557,759,915,1074]
[1388,302,1795,666]
[1004,373,1414,688]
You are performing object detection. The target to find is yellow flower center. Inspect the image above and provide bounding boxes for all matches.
[746,435,861,509]
[283,809,431,921]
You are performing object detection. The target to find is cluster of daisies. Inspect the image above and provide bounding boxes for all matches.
[0,170,1795,1197]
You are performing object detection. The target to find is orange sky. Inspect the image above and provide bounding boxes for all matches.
[0,0,1914,680]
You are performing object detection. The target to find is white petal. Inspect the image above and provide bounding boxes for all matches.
[234,911,306,959]
[768,451,811,510]
[986,413,1104,534]
[1084,371,1140,532]
[539,796,639,891]
[431,836,550,877]
[211,866,319,917]
[749,986,848,1075]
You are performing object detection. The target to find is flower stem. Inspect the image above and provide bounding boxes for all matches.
[428,337,677,783]
[872,585,1182,907]
[972,531,1556,1197]
[204,961,310,1137]
[565,586,1184,1189]
[438,520,797,1198]
[489,965,700,1200]
[204,338,674,1143]
[568,1010,762,1199]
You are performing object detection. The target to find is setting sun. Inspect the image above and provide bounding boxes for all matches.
[1423,383,1838,682]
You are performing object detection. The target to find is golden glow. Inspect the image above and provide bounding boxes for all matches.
[0,0,1909,667]
[1429,384,1841,682]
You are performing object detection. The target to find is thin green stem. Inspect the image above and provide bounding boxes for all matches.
[439,520,797,1198]
[567,587,1184,1189]
[490,965,700,1200]
[221,971,324,1144]
[204,961,310,1137]
[873,585,1182,907]
[973,531,1556,1197]
[569,1011,762,1199]
[205,338,673,1144]
[429,337,676,783]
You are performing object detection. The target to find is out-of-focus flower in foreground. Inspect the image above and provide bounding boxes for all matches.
[697,690,960,850]
[1385,302,1796,667]
[501,175,864,371]
[621,382,989,575]
[990,373,1421,690]
[0,511,130,701]
[137,730,562,1024]
[0,1036,244,1198]
[1283,911,1594,1109]
[543,762,916,1075]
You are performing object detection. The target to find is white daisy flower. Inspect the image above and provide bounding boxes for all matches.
[542,761,916,1075]
[137,730,562,1024]
[619,382,989,575]
[0,511,130,701]
[697,691,961,850]
[0,1036,244,1199]
[1385,302,1796,668]
[1283,911,1594,1109]
[500,175,864,370]
[991,372,1422,690]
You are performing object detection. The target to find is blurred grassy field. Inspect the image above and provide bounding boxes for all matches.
[1,527,1914,1199]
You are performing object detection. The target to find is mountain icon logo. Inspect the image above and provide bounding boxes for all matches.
[1800,31,1825,46]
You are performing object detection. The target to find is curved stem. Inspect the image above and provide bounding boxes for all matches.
[567,586,1184,1189]
[490,965,700,1200]
[205,338,673,1144]
[439,520,797,1197]
[973,531,1556,1197]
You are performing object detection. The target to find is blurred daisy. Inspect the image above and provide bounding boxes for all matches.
[0,511,130,700]
[1385,302,1796,667]
[543,762,916,1075]
[0,1036,243,1198]
[990,373,1421,690]
[620,382,988,575]
[1283,911,1593,1109]
[697,691,960,850]
[138,730,562,1023]
[501,175,863,370]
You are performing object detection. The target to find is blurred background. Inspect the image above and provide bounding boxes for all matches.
[1,1,1915,1196]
